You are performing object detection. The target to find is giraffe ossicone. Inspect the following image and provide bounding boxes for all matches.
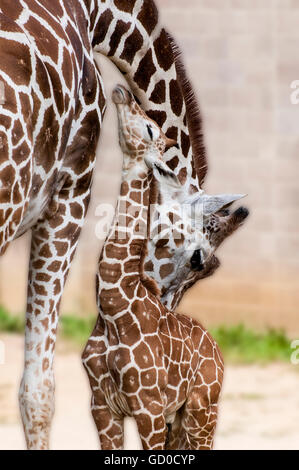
[82,85,225,450]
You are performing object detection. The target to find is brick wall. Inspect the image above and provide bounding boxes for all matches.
[1,1,298,334]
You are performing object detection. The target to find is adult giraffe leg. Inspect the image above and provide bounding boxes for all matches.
[17,52,104,446]
[19,181,92,450]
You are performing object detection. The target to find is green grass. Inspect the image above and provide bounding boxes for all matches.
[0,306,294,364]
[60,315,95,345]
[0,306,24,333]
[0,305,95,345]
[210,324,292,364]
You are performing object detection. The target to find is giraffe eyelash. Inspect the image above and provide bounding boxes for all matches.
[146,124,153,140]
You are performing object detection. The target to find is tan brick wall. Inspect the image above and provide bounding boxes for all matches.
[1,1,299,334]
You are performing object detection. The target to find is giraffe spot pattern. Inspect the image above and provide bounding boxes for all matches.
[169,80,183,117]
[149,80,166,104]
[137,0,159,35]
[153,29,174,72]
[114,0,136,14]
[108,20,131,57]
[0,0,226,451]
[134,49,156,92]
[83,87,224,451]
[120,27,143,65]
[92,9,114,47]
[146,110,167,128]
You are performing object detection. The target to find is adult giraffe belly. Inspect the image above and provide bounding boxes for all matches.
[16,193,48,237]
[16,166,64,237]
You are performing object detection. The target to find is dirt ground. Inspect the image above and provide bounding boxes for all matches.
[0,333,299,450]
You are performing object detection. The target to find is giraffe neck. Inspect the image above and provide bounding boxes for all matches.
[98,162,152,318]
[89,0,206,192]
[144,179,196,295]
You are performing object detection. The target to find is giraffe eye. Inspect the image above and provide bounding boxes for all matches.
[146,124,153,140]
[190,249,204,272]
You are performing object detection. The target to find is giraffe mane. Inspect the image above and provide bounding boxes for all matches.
[167,33,208,188]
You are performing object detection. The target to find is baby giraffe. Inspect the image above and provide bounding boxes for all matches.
[82,85,223,450]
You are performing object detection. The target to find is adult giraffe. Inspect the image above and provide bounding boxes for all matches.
[0,0,223,449]
[0,0,105,450]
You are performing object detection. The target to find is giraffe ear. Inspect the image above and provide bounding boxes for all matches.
[153,162,180,187]
[197,194,247,217]
[165,137,179,150]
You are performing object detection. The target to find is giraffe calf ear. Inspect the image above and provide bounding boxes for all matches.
[153,163,180,187]
[154,163,176,180]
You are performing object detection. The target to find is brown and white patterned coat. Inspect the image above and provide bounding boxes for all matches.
[91,0,248,307]
[0,0,107,449]
[0,0,248,449]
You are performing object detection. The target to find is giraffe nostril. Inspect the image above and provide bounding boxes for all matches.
[190,249,204,271]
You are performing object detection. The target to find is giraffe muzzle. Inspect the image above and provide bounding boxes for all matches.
[232,206,250,223]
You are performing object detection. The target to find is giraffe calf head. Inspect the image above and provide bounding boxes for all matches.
[112,85,177,174]
[160,197,249,309]
[112,85,249,303]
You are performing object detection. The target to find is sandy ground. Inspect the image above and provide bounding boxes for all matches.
[0,333,299,450]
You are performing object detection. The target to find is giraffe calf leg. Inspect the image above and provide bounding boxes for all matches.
[179,379,222,450]
[91,401,124,450]
[165,412,182,450]
[130,408,167,450]
[82,331,124,450]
